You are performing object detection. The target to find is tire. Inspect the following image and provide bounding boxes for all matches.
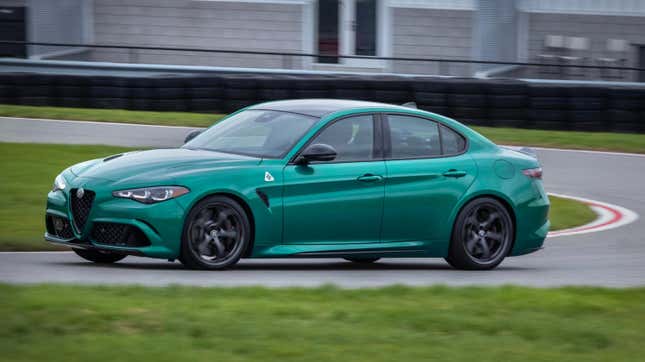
[445,197,514,270]
[180,196,251,270]
[294,89,330,99]
[344,257,380,264]
[569,97,605,110]
[529,97,568,110]
[258,88,292,101]
[488,95,527,108]
[414,92,447,106]
[373,89,410,103]
[73,248,127,264]
[447,80,484,94]
[485,80,528,96]
[449,94,487,108]
[333,89,373,100]
[411,79,451,93]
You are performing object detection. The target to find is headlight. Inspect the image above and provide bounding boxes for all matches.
[112,186,189,204]
[52,174,66,192]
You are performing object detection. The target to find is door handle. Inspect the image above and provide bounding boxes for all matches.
[357,174,383,182]
[443,169,467,178]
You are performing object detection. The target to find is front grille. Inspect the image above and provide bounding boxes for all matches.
[46,214,75,239]
[91,222,151,247]
[70,188,95,232]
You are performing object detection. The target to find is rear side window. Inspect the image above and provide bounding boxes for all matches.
[387,115,441,158]
[440,125,466,154]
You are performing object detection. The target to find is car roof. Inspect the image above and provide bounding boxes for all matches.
[248,99,415,118]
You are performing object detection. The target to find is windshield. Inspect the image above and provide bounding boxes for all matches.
[183,110,319,158]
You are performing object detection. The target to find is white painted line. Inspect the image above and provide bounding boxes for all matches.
[0,116,206,130]
[547,192,639,238]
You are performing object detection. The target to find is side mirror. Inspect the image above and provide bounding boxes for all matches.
[184,130,202,144]
[295,143,337,165]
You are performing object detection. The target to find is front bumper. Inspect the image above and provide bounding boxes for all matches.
[45,179,187,259]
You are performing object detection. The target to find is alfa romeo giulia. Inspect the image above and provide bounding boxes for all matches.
[45,99,549,270]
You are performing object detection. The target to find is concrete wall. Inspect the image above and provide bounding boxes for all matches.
[390,7,474,76]
[474,0,517,64]
[0,0,25,5]
[527,12,645,68]
[25,0,86,58]
[90,0,304,68]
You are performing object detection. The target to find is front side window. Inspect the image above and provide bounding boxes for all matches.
[308,115,375,162]
[387,115,441,158]
[184,110,318,158]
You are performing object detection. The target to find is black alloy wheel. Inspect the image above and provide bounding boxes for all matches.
[446,197,513,270]
[180,196,250,270]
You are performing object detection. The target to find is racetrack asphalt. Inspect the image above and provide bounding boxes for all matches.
[0,116,643,287]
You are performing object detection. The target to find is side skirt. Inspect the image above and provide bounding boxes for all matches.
[250,241,435,258]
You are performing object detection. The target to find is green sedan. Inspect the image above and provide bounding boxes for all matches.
[45,99,549,270]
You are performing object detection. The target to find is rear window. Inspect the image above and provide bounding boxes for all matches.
[440,125,466,154]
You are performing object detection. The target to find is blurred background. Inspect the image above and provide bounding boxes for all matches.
[1,4,645,361]
[2,0,645,133]
[1,0,644,80]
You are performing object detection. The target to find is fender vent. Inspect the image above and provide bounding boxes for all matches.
[256,189,269,208]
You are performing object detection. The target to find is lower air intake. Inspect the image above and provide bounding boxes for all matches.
[91,222,151,247]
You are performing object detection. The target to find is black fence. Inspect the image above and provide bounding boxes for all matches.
[1,72,644,133]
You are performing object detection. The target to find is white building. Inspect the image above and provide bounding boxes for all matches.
[2,0,645,78]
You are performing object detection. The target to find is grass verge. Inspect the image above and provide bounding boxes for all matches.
[473,126,645,154]
[0,142,595,251]
[1,284,645,362]
[2,104,645,153]
[548,195,597,231]
[0,143,138,250]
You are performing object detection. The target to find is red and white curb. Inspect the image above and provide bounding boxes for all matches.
[547,192,639,238]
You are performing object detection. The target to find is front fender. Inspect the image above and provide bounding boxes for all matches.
[172,164,284,249]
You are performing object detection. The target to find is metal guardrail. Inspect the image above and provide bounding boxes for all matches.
[2,40,644,73]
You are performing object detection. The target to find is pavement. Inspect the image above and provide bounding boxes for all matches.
[0,116,644,287]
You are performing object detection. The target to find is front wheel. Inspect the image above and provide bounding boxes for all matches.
[445,197,513,270]
[180,196,251,270]
[73,248,126,264]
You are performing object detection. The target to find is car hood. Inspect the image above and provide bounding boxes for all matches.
[70,148,261,185]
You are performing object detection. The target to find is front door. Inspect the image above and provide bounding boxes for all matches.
[381,114,477,243]
[282,114,385,244]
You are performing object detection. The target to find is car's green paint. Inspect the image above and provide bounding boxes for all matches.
[45,100,549,261]
[282,160,386,245]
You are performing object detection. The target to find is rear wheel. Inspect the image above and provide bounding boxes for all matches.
[445,197,513,270]
[73,248,126,264]
[343,257,380,264]
[180,196,250,270]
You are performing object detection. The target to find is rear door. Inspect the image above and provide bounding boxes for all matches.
[381,114,477,243]
[282,114,385,244]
